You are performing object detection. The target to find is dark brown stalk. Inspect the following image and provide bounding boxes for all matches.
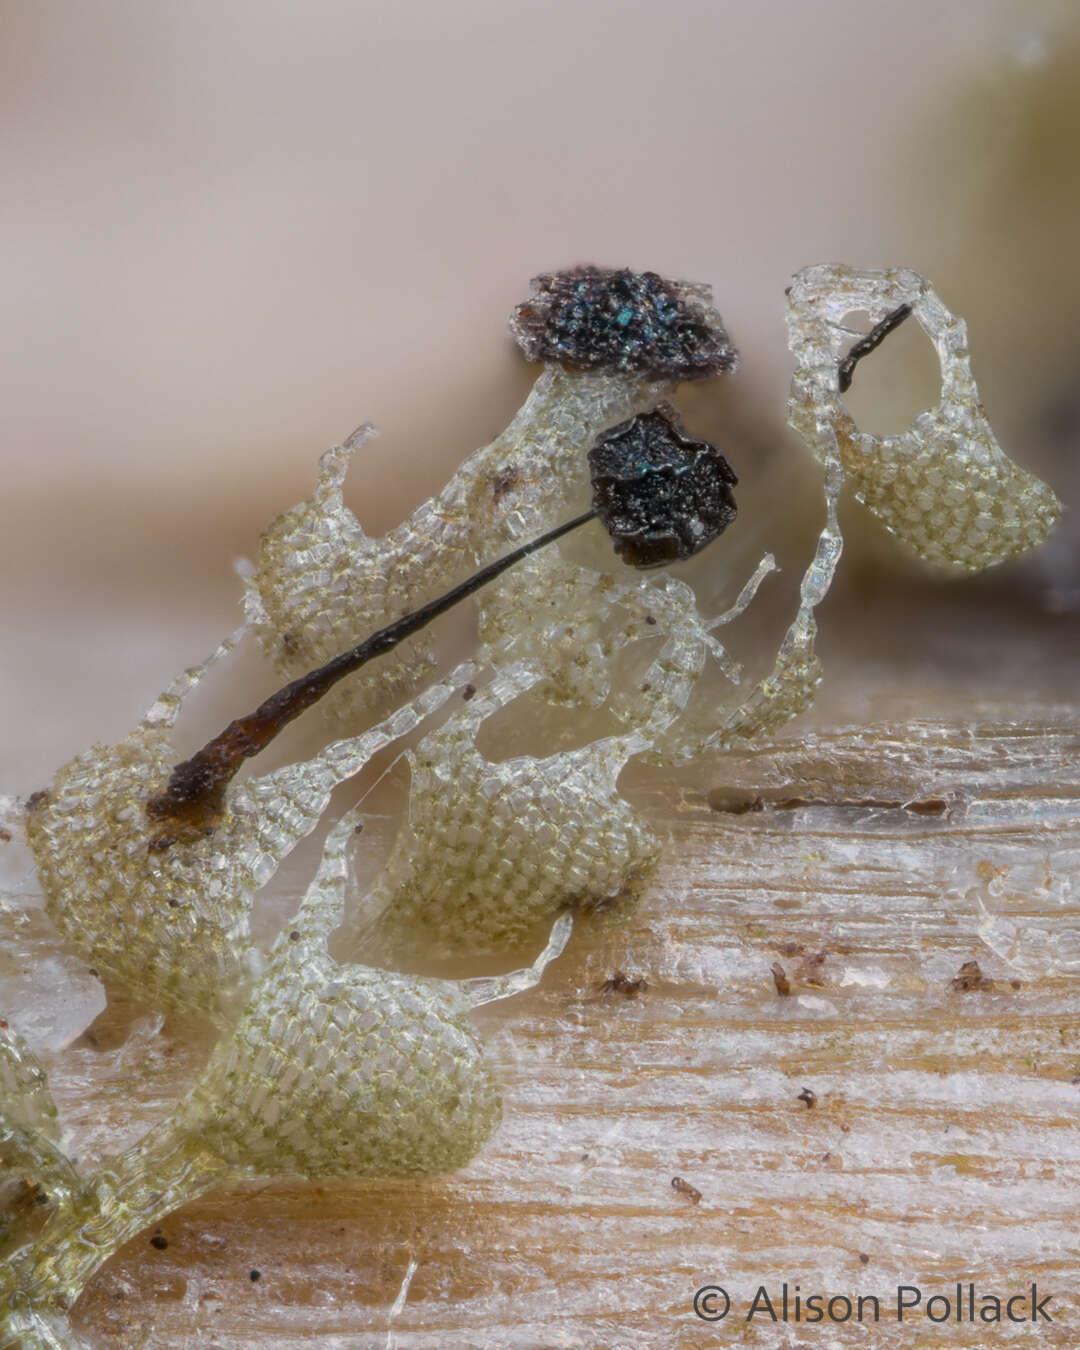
[146,509,596,839]
[837,302,913,393]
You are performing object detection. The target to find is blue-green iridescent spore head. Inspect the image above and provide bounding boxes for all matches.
[589,406,737,567]
[509,266,739,381]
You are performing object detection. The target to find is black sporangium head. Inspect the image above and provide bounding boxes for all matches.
[588,407,737,567]
[509,267,739,381]
[147,402,736,835]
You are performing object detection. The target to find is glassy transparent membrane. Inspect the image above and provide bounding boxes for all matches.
[24,623,478,1022]
[0,1026,78,1205]
[657,262,1064,766]
[345,661,660,961]
[786,263,1062,569]
[7,262,1067,1350]
[245,364,672,723]
[373,263,1070,968]
[1,807,570,1344]
[346,546,783,964]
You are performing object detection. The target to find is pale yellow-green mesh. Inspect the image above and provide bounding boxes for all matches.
[25,628,478,1023]
[339,266,1063,962]
[2,812,567,1341]
[181,809,503,1180]
[350,663,659,961]
[245,366,666,720]
[3,263,1063,1350]
[786,263,1061,569]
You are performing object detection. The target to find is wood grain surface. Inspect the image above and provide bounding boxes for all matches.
[11,583,1079,1349]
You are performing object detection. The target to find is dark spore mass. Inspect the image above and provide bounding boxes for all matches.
[588,407,737,567]
[509,266,739,380]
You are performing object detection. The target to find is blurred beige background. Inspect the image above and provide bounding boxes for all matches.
[2,0,1078,785]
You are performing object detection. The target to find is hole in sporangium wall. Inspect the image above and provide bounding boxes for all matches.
[840,309,941,437]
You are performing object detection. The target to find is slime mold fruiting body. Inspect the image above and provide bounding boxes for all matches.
[1,262,1063,1350]
[2,811,571,1347]
[786,263,1062,569]
[247,268,740,723]
[24,633,479,1023]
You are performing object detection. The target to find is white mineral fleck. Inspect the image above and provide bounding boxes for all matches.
[0,820,105,1053]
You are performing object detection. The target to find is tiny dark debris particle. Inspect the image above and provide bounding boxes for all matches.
[797,1087,817,1109]
[671,1176,702,1204]
[903,795,949,816]
[12,1180,48,1216]
[0,826,11,842]
[25,790,49,813]
[859,1253,871,1265]
[509,266,739,380]
[461,683,477,701]
[250,1269,261,1282]
[588,407,737,568]
[771,962,791,996]
[951,959,994,992]
[149,1235,168,1250]
[794,951,828,987]
[707,787,764,814]
[600,971,648,996]
[289,930,300,942]
[490,467,520,502]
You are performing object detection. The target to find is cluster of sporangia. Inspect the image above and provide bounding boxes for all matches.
[0,264,1062,1347]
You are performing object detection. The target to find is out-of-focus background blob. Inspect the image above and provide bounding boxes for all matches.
[1,0,1077,782]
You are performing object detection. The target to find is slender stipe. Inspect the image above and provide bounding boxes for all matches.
[145,402,744,843]
[147,510,597,835]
